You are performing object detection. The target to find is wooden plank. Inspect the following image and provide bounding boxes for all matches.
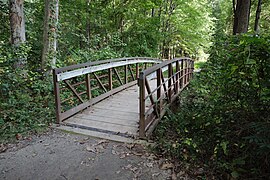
[72,114,138,127]
[95,101,139,109]
[92,106,138,114]
[66,117,138,135]
[81,107,139,118]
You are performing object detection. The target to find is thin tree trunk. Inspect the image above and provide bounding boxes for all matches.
[86,0,91,49]
[254,0,262,33]
[52,0,59,67]
[41,0,49,70]
[41,0,59,70]
[233,0,251,35]
[9,0,26,68]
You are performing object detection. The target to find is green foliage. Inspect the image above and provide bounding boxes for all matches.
[0,0,9,43]
[0,43,54,142]
[153,34,270,178]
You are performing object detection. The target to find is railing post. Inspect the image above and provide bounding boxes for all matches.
[139,72,146,138]
[191,60,194,78]
[184,60,187,86]
[188,60,191,82]
[124,65,128,84]
[168,63,172,103]
[53,69,61,123]
[136,63,139,79]
[157,68,162,116]
[86,74,92,100]
[180,60,183,89]
[175,60,180,94]
[108,68,112,90]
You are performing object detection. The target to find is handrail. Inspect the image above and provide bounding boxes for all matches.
[54,57,161,74]
[138,57,194,138]
[53,57,162,123]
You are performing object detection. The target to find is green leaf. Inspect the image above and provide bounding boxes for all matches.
[231,171,239,178]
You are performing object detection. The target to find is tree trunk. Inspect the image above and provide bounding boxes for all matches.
[41,0,59,70]
[9,0,26,68]
[233,0,251,35]
[254,0,262,33]
[86,0,91,49]
[41,0,49,70]
[9,0,26,45]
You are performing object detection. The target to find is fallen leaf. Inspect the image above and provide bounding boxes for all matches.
[0,144,7,153]
[119,154,126,159]
[111,149,118,155]
[125,143,135,150]
[152,172,160,177]
[145,162,154,168]
[123,164,133,170]
[171,171,177,180]
[147,154,157,160]
[130,166,138,173]
[15,134,22,140]
[97,140,108,145]
[86,146,96,153]
[177,171,186,177]
[159,162,174,170]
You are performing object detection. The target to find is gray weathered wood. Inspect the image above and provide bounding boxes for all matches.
[57,59,161,82]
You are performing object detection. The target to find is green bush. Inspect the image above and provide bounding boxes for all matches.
[0,43,54,142]
[153,34,270,179]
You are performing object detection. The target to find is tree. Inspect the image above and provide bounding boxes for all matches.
[41,0,59,70]
[254,0,262,33]
[9,0,26,68]
[233,0,251,34]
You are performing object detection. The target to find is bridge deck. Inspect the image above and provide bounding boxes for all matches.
[62,80,156,140]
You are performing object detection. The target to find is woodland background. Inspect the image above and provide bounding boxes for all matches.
[1,0,270,178]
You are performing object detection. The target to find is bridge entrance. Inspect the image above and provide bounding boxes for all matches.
[53,57,194,141]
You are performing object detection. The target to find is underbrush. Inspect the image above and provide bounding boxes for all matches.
[153,34,270,179]
[0,44,54,143]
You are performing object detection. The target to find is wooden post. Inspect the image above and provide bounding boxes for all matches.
[175,61,180,94]
[139,72,146,138]
[187,60,190,82]
[184,60,187,86]
[180,60,183,89]
[86,74,92,99]
[168,63,172,103]
[108,68,112,90]
[53,69,61,123]
[124,65,128,84]
[157,68,162,116]
[136,63,139,79]
[191,60,194,78]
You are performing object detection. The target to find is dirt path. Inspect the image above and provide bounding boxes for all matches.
[0,129,175,180]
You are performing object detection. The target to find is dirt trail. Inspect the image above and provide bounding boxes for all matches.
[0,129,175,180]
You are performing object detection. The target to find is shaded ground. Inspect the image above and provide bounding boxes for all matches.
[0,129,185,180]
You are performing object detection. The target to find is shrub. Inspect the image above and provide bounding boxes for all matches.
[153,34,270,179]
[0,43,54,142]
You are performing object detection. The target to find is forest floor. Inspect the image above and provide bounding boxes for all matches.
[0,129,188,180]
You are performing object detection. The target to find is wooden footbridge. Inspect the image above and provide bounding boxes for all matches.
[53,57,194,141]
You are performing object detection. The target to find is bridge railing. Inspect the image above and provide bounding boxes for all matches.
[53,57,162,123]
[138,58,194,138]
